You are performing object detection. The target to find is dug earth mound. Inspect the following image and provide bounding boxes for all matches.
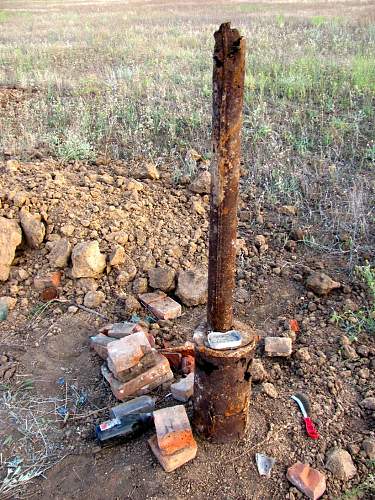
[0,157,374,499]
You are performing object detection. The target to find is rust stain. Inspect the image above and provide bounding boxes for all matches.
[207,22,245,333]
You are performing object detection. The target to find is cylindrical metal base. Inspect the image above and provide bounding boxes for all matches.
[193,325,257,443]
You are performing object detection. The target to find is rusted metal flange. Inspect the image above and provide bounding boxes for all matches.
[193,321,258,443]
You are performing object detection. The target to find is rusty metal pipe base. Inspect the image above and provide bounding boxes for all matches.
[192,324,257,443]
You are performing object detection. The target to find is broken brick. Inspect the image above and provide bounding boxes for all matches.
[33,271,61,290]
[264,337,292,357]
[148,434,197,472]
[181,355,195,375]
[161,342,195,358]
[102,352,173,400]
[139,291,182,320]
[171,373,194,402]
[287,462,326,500]
[153,405,196,456]
[90,335,116,359]
[107,322,143,339]
[107,330,152,377]
[162,352,182,370]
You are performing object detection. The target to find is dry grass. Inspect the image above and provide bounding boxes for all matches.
[0,0,374,253]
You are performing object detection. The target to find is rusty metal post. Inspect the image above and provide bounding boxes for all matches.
[207,22,245,332]
[193,23,257,443]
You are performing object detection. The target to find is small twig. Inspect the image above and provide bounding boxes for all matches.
[69,406,109,420]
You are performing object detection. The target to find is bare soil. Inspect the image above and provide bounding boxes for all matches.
[0,87,374,499]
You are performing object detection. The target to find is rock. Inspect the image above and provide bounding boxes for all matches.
[290,227,304,241]
[171,373,194,402]
[0,296,17,311]
[145,163,160,180]
[305,272,341,296]
[325,448,357,480]
[60,223,75,236]
[116,255,137,285]
[264,337,292,357]
[279,205,298,216]
[132,277,148,295]
[360,397,375,411]
[19,208,45,248]
[109,246,125,267]
[262,382,278,398]
[176,269,208,306]
[255,235,267,248]
[84,291,105,308]
[189,171,211,194]
[148,267,176,292]
[362,439,375,459]
[250,358,268,382]
[287,462,326,500]
[192,199,206,215]
[295,347,311,363]
[0,217,22,281]
[124,295,142,314]
[71,241,106,278]
[342,344,358,360]
[48,238,71,268]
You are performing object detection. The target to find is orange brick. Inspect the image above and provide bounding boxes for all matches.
[139,291,182,320]
[107,330,152,377]
[102,352,173,400]
[148,434,197,472]
[153,405,195,456]
[287,462,326,500]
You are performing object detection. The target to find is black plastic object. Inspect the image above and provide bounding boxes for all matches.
[95,413,153,443]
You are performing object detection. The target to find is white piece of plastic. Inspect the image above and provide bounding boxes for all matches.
[207,330,242,350]
[256,453,275,478]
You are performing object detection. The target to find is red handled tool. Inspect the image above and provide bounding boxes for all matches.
[291,393,319,440]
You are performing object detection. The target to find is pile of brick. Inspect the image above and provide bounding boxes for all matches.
[90,322,174,399]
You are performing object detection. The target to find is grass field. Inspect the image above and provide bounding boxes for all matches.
[0,0,374,252]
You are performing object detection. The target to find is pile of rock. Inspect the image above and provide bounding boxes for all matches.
[90,322,174,400]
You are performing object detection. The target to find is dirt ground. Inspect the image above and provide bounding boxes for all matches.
[0,129,374,499]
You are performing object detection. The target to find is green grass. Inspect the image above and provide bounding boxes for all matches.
[0,1,374,250]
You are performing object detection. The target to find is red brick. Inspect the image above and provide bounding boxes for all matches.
[90,335,116,360]
[139,291,182,320]
[161,342,195,358]
[287,462,326,500]
[33,271,61,290]
[153,405,195,456]
[181,355,195,375]
[102,353,173,400]
[162,352,182,370]
[148,434,197,472]
[107,330,152,377]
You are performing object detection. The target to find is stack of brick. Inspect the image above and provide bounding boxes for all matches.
[90,322,173,400]
[149,405,197,472]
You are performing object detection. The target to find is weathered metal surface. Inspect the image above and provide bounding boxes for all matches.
[193,328,257,442]
[207,22,246,333]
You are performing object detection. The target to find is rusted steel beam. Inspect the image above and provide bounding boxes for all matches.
[207,22,246,333]
[192,24,256,443]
